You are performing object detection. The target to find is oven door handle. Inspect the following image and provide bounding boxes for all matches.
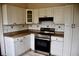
[35,38,50,41]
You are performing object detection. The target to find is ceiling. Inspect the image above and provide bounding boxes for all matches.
[7,3,72,9]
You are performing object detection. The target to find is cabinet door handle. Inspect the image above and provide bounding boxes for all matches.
[72,24,75,28]
[71,24,73,28]
[73,24,75,28]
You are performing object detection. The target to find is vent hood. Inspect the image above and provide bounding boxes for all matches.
[39,17,53,23]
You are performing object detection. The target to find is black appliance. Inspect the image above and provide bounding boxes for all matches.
[39,17,53,23]
[35,28,55,56]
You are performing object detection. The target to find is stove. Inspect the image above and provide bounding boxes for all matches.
[35,28,55,56]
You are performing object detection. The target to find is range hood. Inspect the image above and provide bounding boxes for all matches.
[39,17,53,23]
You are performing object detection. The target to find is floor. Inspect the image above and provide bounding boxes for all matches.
[22,51,45,56]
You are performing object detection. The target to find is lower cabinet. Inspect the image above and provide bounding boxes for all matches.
[24,35,31,51]
[51,36,64,56]
[14,37,26,56]
[5,34,31,56]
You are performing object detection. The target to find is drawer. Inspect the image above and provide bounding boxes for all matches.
[51,40,63,56]
[51,36,56,41]
[56,37,64,41]
[51,36,64,41]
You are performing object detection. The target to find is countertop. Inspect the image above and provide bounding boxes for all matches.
[4,29,64,38]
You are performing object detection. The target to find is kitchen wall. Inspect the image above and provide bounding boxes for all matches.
[28,21,65,32]
[3,25,28,33]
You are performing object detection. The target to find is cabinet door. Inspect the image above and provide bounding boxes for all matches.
[45,8,52,17]
[63,5,74,56]
[33,9,39,24]
[51,8,54,17]
[15,7,26,24]
[73,5,79,27]
[71,27,79,56]
[7,5,16,25]
[2,4,16,25]
[38,8,46,17]
[24,35,30,51]
[54,6,64,24]
[14,37,25,56]
[51,40,63,56]
[64,5,73,26]
[26,9,33,24]
[2,4,26,25]
[63,25,73,56]
[5,37,15,56]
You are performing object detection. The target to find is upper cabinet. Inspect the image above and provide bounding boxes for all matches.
[38,7,64,24]
[73,5,79,27]
[38,8,46,17]
[53,6,64,24]
[45,8,52,17]
[32,9,39,24]
[26,9,33,24]
[2,4,26,25]
[38,8,52,17]
[64,5,73,25]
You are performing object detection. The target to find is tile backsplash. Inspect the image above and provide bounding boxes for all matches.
[3,25,28,33]
[3,22,65,33]
[28,21,65,32]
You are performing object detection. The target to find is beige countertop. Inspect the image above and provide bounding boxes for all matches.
[4,29,64,38]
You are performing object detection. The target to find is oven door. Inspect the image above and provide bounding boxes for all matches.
[35,38,50,53]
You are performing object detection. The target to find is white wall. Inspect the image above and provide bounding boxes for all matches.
[3,25,28,33]
[28,21,65,32]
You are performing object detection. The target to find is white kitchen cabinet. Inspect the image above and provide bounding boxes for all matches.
[14,37,26,56]
[64,5,73,26]
[51,8,54,17]
[53,6,64,24]
[63,4,79,56]
[45,8,52,17]
[73,5,79,27]
[38,8,46,17]
[15,7,26,24]
[63,25,73,56]
[24,35,31,51]
[26,9,33,24]
[63,5,73,56]
[71,27,79,56]
[5,37,15,56]
[5,37,26,56]
[32,9,39,24]
[2,4,26,25]
[70,4,79,56]
[51,36,64,56]
[5,34,31,56]
[38,8,52,17]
